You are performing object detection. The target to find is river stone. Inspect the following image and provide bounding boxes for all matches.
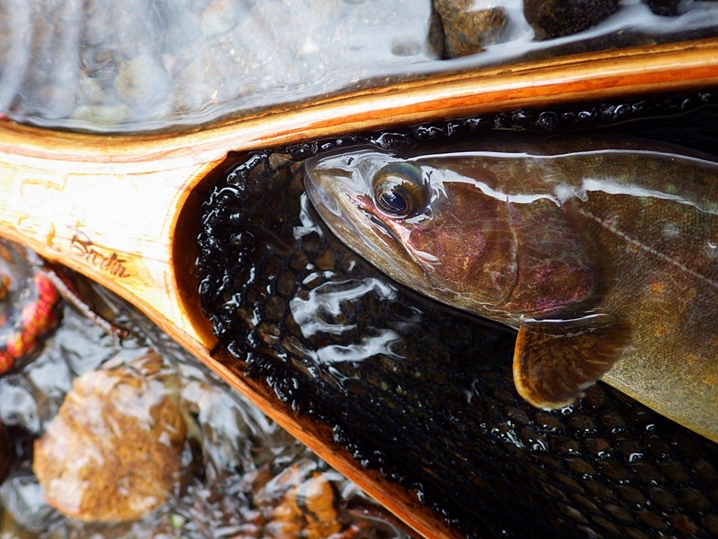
[202,0,246,38]
[253,459,342,539]
[431,0,508,58]
[32,352,186,522]
[524,0,620,40]
[115,53,171,108]
[643,0,681,16]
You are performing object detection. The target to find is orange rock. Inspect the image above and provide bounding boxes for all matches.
[254,459,341,539]
[32,352,186,522]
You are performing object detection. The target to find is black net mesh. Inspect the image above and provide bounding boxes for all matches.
[197,91,718,539]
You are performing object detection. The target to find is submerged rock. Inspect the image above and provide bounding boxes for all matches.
[252,459,342,539]
[524,0,620,40]
[431,0,508,58]
[32,351,186,522]
[643,0,681,17]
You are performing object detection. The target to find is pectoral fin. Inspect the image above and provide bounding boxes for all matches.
[513,313,631,409]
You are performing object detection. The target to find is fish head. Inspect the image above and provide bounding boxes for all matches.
[304,148,520,318]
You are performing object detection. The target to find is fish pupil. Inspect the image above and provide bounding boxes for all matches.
[379,189,408,214]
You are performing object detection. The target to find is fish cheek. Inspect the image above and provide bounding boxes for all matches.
[503,199,597,317]
[406,218,518,307]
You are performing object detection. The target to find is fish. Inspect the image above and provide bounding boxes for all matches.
[303,137,718,443]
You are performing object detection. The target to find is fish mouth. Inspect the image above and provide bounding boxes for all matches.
[354,197,417,259]
[303,164,356,231]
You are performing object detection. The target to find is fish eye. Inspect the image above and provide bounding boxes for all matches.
[372,162,429,218]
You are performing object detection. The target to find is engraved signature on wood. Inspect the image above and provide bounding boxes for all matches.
[69,227,130,278]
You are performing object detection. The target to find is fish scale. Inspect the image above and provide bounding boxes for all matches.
[197,102,718,537]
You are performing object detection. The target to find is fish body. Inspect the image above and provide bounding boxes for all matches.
[304,138,718,442]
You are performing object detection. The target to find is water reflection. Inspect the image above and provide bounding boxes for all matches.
[2,0,718,132]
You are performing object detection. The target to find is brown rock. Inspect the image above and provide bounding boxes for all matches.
[32,352,186,522]
[432,0,508,58]
[254,459,341,539]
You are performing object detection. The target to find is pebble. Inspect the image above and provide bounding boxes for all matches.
[70,104,131,127]
[432,0,509,58]
[202,0,246,38]
[32,352,186,522]
[115,53,171,108]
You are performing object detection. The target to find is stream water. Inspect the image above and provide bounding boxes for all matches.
[1,0,718,132]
